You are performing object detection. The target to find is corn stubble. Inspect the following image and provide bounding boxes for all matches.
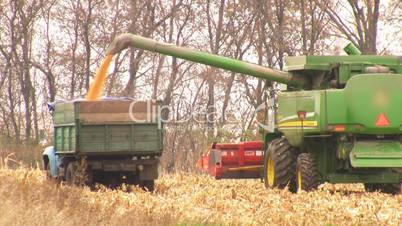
[0,167,400,226]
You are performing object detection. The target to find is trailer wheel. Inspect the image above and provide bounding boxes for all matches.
[296,153,320,192]
[264,137,297,192]
[141,180,155,192]
[65,162,77,185]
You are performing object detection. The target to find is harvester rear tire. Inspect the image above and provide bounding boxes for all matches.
[296,153,320,192]
[381,183,401,195]
[263,137,297,192]
[364,183,383,192]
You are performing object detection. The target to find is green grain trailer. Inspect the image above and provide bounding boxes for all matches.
[43,98,163,191]
[104,34,402,194]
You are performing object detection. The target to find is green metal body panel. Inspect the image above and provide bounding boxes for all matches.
[285,55,401,72]
[277,90,325,145]
[285,55,401,87]
[350,140,402,167]
[330,74,402,134]
[277,74,402,136]
[53,100,163,156]
[77,123,162,154]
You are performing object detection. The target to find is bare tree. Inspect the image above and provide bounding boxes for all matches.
[205,0,226,137]
[298,0,328,54]
[121,0,184,96]
[220,1,255,124]
[12,0,43,143]
[31,0,58,102]
[317,0,380,54]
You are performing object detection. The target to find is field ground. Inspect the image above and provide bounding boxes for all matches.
[0,166,401,226]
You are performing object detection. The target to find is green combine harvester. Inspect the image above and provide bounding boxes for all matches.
[106,34,402,194]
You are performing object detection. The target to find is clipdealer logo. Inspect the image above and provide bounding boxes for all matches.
[128,100,242,129]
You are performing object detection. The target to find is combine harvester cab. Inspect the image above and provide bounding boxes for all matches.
[197,141,264,179]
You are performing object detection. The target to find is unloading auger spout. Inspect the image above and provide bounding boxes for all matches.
[106,33,307,87]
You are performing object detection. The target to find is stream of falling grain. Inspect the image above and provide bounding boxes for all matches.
[86,55,113,101]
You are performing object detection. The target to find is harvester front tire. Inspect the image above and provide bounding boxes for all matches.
[263,137,297,192]
[296,153,320,192]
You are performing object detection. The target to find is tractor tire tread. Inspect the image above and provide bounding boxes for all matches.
[264,137,297,191]
[297,153,320,191]
[381,183,400,195]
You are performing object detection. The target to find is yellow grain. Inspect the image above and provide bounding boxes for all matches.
[86,55,113,101]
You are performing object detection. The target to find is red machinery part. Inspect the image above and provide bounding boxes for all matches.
[197,141,264,179]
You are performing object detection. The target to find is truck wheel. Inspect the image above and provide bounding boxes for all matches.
[45,162,52,179]
[108,177,119,189]
[85,168,94,186]
[65,162,77,185]
[264,137,297,192]
[141,180,155,192]
[296,153,320,192]
[126,174,139,185]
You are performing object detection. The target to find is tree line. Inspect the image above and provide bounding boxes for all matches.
[0,0,400,170]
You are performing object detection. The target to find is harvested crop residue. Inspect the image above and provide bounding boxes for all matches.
[0,167,401,225]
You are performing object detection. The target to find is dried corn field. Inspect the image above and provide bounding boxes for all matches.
[0,167,401,226]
